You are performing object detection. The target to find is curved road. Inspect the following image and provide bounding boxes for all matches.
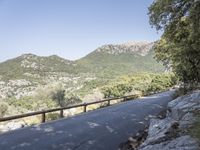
[0,91,176,150]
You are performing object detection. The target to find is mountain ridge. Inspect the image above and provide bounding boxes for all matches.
[1,41,154,63]
[95,41,154,56]
[0,41,164,99]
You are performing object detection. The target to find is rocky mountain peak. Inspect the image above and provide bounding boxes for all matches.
[20,53,38,59]
[121,41,151,47]
[96,41,154,56]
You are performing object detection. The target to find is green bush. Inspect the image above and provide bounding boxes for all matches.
[7,96,57,114]
[46,113,60,121]
[0,102,8,117]
[52,89,66,107]
[101,73,177,98]
[146,74,177,94]
[64,94,82,106]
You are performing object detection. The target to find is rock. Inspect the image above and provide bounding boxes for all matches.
[137,91,200,150]
[0,121,27,133]
[97,41,154,56]
[119,129,148,150]
[139,135,199,150]
[167,92,200,120]
[140,118,179,147]
[179,112,196,129]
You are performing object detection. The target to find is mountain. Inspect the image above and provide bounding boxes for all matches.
[0,41,164,99]
[0,53,76,80]
[76,41,164,77]
[0,54,93,99]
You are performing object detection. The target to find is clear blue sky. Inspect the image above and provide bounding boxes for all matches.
[0,0,161,62]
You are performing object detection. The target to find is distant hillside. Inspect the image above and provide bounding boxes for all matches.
[0,54,93,99]
[0,41,164,99]
[77,41,164,77]
[0,53,78,80]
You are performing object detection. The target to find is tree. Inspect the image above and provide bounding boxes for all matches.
[149,0,200,89]
[52,90,65,107]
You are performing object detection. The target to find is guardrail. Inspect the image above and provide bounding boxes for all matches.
[0,95,137,123]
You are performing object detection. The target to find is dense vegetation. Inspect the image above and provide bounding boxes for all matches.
[0,73,177,117]
[149,0,200,90]
[101,73,177,98]
[1,83,81,116]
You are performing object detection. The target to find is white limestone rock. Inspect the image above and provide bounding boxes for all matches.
[139,135,199,150]
[138,91,200,150]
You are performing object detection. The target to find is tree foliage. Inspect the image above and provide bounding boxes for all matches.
[51,89,66,107]
[149,0,200,87]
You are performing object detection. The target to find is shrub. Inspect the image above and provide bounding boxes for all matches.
[0,102,8,117]
[46,113,60,121]
[52,89,66,107]
[101,73,177,98]
[64,94,82,106]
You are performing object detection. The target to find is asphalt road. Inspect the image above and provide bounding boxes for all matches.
[0,90,176,150]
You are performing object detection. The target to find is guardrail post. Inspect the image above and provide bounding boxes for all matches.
[107,100,110,106]
[83,103,87,112]
[60,109,64,118]
[124,97,127,101]
[41,113,46,123]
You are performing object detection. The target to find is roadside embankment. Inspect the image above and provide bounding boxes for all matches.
[124,90,200,150]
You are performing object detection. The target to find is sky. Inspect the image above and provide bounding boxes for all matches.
[0,0,161,62]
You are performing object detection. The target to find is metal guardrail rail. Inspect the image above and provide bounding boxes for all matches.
[0,95,137,123]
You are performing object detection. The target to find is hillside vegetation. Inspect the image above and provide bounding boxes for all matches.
[101,73,177,98]
[0,41,164,100]
[0,41,174,117]
[77,42,164,77]
[0,72,177,117]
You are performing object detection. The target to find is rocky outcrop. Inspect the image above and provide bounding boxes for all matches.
[96,41,154,56]
[139,135,199,150]
[137,91,200,150]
